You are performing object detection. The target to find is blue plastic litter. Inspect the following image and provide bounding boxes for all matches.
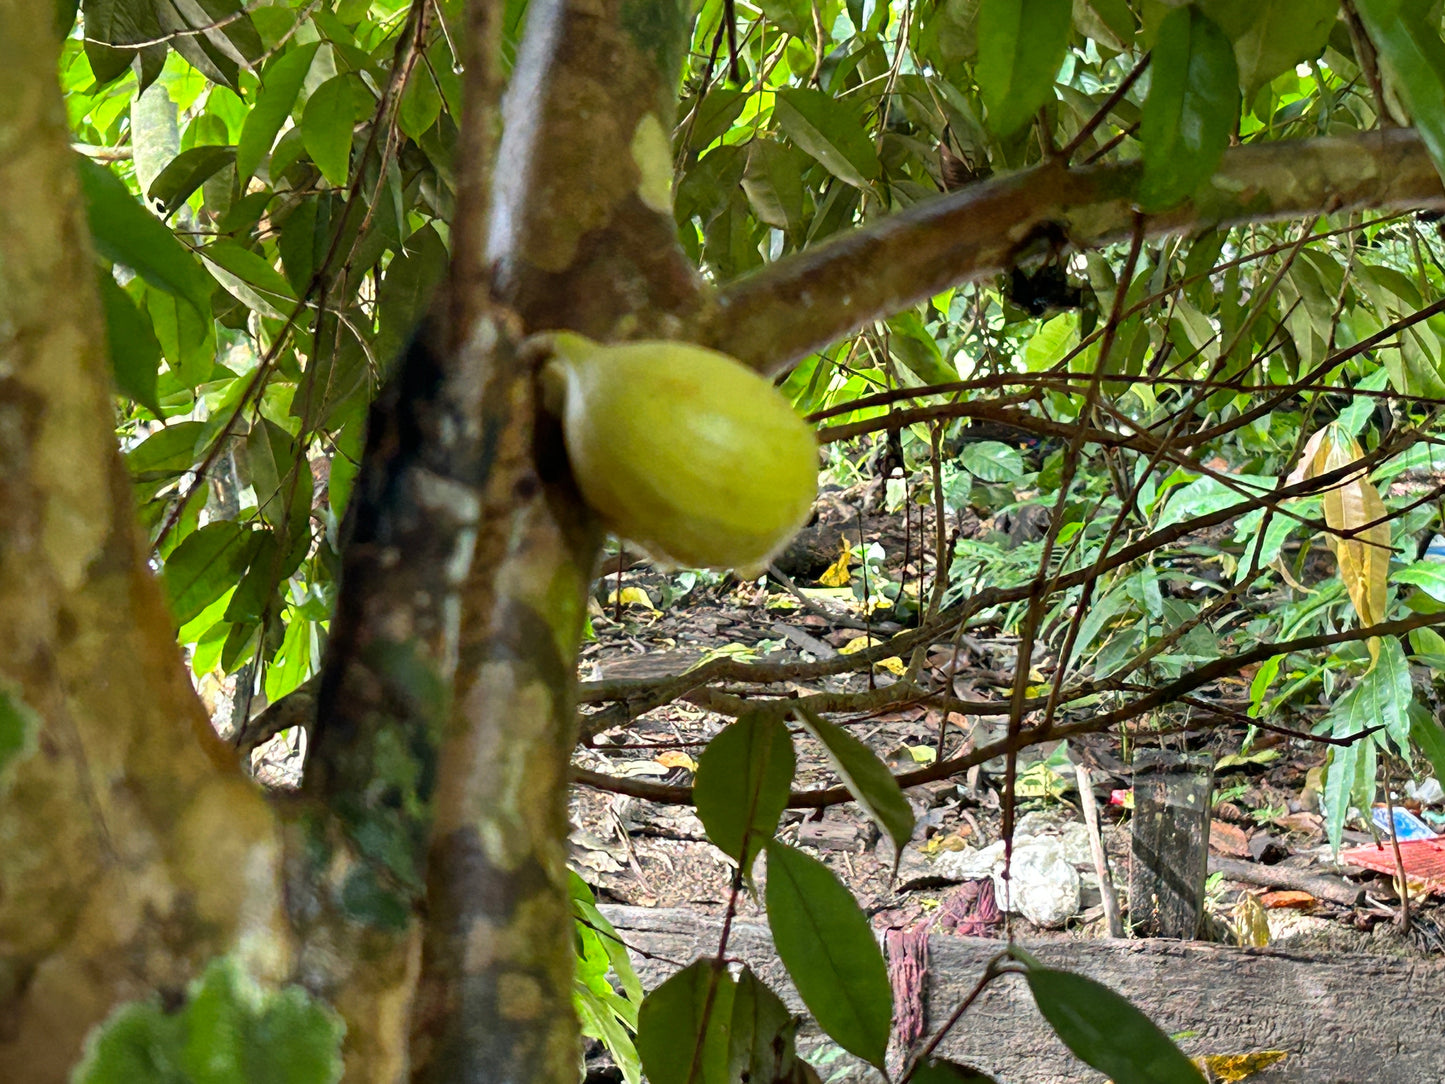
[1372,805,1437,841]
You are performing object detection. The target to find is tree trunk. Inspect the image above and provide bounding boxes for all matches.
[0,5,284,1079]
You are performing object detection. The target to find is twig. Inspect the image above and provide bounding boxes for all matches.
[1075,762,1123,937]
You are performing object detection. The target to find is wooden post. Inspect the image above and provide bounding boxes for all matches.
[1129,750,1213,939]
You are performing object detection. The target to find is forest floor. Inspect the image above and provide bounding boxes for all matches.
[567,476,1445,962]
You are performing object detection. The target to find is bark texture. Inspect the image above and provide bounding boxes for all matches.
[407,0,698,1078]
[0,6,284,1080]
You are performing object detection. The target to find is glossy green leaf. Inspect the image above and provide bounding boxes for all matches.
[77,156,213,320]
[1024,967,1205,1084]
[96,273,163,416]
[237,42,322,183]
[773,87,880,189]
[636,960,736,1084]
[147,144,237,216]
[795,705,914,855]
[1410,702,1445,784]
[1355,0,1445,183]
[976,0,1073,137]
[694,711,795,874]
[764,840,891,1069]
[302,74,358,187]
[1138,6,1239,211]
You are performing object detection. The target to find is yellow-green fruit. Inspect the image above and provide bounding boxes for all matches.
[543,333,818,571]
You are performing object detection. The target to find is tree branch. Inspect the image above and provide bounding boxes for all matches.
[696,129,1445,372]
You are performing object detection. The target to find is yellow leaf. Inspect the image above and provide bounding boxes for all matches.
[817,537,853,587]
[656,750,698,772]
[1231,894,1270,947]
[874,655,906,676]
[838,634,883,654]
[1319,426,1389,634]
[608,585,657,610]
[1199,1051,1289,1081]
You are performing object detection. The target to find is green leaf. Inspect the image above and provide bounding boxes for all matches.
[75,958,343,1084]
[693,711,795,875]
[1322,637,1413,760]
[728,968,805,1083]
[96,273,163,416]
[161,0,264,92]
[224,529,283,624]
[0,685,39,787]
[77,156,213,320]
[56,0,82,37]
[795,705,914,856]
[399,67,442,140]
[960,440,1024,482]
[162,522,258,627]
[1138,6,1239,212]
[1410,701,1445,784]
[202,240,297,318]
[1023,967,1206,1084]
[302,74,359,187]
[886,310,958,386]
[1355,0,1445,183]
[237,42,322,183]
[265,613,314,702]
[82,0,162,85]
[636,960,736,1084]
[126,421,205,481]
[147,144,238,216]
[1396,559,1445,602]
[1200,0,1338,97]
[976,0,1073,138]
[245,417,313,552]
[764,841,891,1069]
[772,88,880,189]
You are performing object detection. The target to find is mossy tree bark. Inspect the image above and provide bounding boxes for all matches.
[0,3,286,1078]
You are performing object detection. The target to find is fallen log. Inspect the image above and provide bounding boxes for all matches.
[601,904,1445,1083]
[1208,854,1367,907]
